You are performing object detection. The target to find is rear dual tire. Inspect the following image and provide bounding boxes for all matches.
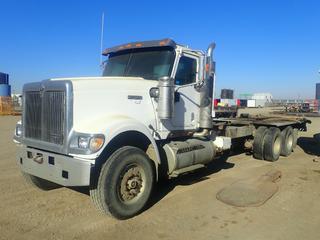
[280,126,294,156]
[253,126,268,160]
[253,126,295,161]
[263,127,282,161]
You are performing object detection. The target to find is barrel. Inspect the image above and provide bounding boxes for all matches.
[221,89,234,99]
[0,84,11,96]
[316,83,320,100]
[0,72,9,85]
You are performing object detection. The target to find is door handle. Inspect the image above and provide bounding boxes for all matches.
[174,92,180,102]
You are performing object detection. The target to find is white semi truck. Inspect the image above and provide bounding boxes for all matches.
[14,39,309,219]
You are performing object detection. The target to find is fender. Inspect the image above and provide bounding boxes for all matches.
[105,118,161,165]
[72,115,161,167]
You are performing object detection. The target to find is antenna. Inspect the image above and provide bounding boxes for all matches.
[100,12,105,68]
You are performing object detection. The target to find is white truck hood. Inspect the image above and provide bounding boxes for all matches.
[51,76,158,133]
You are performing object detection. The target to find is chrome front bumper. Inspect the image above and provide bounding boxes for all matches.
[17,145,94,186]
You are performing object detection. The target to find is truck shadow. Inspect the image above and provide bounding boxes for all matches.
[297,136,320,157]
[68,148,243,212]
[146,150,240,210]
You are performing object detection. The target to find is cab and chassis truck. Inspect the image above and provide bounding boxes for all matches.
[14,39,309,219]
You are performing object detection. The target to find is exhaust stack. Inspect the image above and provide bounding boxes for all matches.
[199,43,216,129]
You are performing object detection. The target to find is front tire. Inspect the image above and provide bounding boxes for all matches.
[90,146,155,220]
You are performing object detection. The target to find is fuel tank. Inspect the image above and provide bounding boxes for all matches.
[163,138,215,175]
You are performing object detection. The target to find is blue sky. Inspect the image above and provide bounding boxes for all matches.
[0,0,319,99]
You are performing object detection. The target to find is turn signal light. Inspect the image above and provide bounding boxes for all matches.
[89,137,104,152]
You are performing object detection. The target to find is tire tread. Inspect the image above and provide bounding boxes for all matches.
[90,146,154,219]
[253,126,268,160]
[263,127,282,161]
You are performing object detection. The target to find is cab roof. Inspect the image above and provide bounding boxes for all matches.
[102,38,177,55]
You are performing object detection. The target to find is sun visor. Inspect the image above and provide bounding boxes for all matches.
[102,38,176,55]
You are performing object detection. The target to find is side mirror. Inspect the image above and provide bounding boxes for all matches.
[157,76,175,119]
[194,81,204,91]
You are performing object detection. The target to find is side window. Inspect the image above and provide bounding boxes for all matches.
[175,56,197,85]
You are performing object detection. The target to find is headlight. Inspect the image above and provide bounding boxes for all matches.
[15,122,22,137]
[78,136,104,151]
[78,136,90,149]
[69,133,105,154]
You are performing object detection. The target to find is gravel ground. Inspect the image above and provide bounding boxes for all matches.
[0,108,319,240]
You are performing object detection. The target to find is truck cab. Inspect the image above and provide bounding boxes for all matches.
[101,39,212,136]
[14,38,217,219]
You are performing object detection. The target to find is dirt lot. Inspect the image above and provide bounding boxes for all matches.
[1,108,320,240]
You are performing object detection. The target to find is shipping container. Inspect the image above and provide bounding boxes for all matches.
[228,99,236,106]
[214,99,220,107]
[247,99,256,108]
[221,89,233,99]
[239,99,247,107]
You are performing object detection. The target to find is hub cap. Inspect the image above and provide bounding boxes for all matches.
[274,136,281,156]
[287,134,293,150]
[119,164,146,204]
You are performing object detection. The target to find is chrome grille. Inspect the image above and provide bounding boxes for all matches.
[43,91,66,145]
[25,91,42,139]
[24,90,66,145]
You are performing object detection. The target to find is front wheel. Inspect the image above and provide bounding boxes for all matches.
[90,146,155,220]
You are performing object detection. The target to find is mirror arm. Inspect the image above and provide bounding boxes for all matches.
[175,81,204,92]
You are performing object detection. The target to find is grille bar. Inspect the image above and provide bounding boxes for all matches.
[43,91,66,145]
[25,92,42,139]
[24,90,66,145]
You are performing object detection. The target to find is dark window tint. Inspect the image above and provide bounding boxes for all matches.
[103,48,175,80]
[103,53,129,76]
[175,56,197,85]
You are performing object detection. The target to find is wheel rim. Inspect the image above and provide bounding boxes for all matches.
[118,164,146,204]
[286,134,293,150]
[274,136,281,156]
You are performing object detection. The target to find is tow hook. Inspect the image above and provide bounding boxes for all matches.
[33,154,44,164]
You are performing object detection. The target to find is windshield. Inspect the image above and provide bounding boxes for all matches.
[103,47,175,80]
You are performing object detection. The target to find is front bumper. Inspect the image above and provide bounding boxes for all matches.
[17,145,95,186]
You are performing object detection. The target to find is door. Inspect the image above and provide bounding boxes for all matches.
[171,54,201,129]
